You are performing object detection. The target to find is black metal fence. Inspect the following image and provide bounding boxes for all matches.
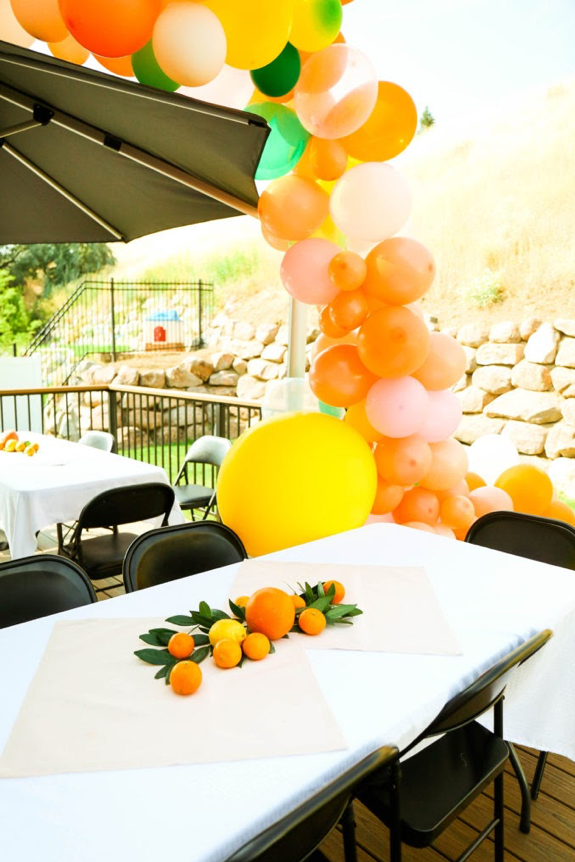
[24,278,214,386]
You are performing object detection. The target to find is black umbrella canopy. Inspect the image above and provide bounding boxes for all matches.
[0,40,270,244]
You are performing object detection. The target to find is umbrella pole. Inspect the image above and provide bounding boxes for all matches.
[286,297,308,411]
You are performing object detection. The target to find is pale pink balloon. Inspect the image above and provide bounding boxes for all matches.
[294,44,378,139]
[179,64,253,110]
[364,513,395,525]
[402,521,436,534]
[419,439,469,492]
[153,2,227,87]
[469,486,515,518]
[365,376,429,439]
[418,389,463,443]
[280,238,341,305]
[434,524,457,539]
[330,162,412,243]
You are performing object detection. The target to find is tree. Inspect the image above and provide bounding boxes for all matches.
[419,107,435,133]
[0,242,115,294]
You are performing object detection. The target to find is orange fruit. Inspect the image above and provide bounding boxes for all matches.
[15,441,26,452]
[323,580,345,604]
[299,608,327,635]
[245,587,296,641]
[169,660,202,695]
[291,594,306,610]
[167,632,195,659]
[4,439,17,452]
[25,444,39,457]
[242,632,271,661]
[213,638,242,668]
[234,595,249,608]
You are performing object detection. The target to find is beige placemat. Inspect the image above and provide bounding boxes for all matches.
[0,618,346,778]
[230,561,462,656]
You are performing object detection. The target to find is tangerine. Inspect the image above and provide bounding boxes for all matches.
[234,595,249,608]
[169,660,202,695]
[291,594,306,610]
[245,587,295,640]
[299,608,327,635]
[213,638,242,668]
[242,632,271,661]
[167,632,195,659]
[323,580,345,604]
[208,618,247,647]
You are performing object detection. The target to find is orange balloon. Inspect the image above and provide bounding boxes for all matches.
[327,289,369,333]
[412,332,467,391]
[1,0,35,46]
[258,175,329,242]
[357,306,430,378]
[318,304,349,339]
[311,329,358,360]
[374,434,432,486]
[363,237,436,305]
[419,439,469,492]
[393,487,440,526]
[10,0,68,41]
[59,0,161,58]
[435,480,470,502]
[371,478,404,515]
[309,344,378,408]
[93,53,134,76]
[260,220,291,251]
[340,81,418,162]
[494,465,553,516]
[344,400,383,444]
[292,140,315,179]
[543,499,575,527]
[439,495,476,530]
[309,137,348,181]
[453,523,476,541]
[465,471,487,491]
[328,250,367,292]
[48,33,89,64]
[469,486,514,518]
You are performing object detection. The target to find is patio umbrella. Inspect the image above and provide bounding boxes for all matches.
[0,40,270,243]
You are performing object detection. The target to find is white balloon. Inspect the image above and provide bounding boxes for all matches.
[179,65,253,111]
[330,162,412,243]
[467,434,520,485]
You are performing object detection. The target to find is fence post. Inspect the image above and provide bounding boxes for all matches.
[108,388,118,445]
[110,277,117,361]
[214,402,227,437]
[198,278,203,347]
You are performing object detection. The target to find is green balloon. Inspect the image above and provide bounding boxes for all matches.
[132,41,180,93]
[250,42,301,98]
[319,401,345,419]
[246,102,310,180]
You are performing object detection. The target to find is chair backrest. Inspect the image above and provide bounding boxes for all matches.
[420,629,552,741]
[75,482,175,532]
[123,520,247,592]
[78,430,116,453]
[225,745,398,862]
[465,510,575,570]
[182,435,232,469]
[0,554,97,628]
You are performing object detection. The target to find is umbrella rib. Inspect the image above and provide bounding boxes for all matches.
[0,139,125,240]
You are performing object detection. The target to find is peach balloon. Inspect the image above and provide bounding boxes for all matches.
[59,0,161,57]
[363,237,436,305]
[469,486,514,518]
[327,289,369,333]
[180,64,253,110]
[439,495,476,530]
[258,175,329,241]
[340,80,418,162]
[48,33,89,64]
[330,162,412,243]
[10,0,67,42]
[435,480,470,502]
[419,439,469,492]
[357,305,430,378]
[93,53,134,77]
[543,499,575,527]
[311,329,358,360]
[494,464,553,516]
[344,400,383,444]
[328,250,367,292]
[260,221,291,251]
[418,389,462,443]
[294,44,378,139]
[1,0,34,46]
[465,471,487,491]
[309,344,378,408]
[366,376,430,439]
[371,478,404,515]
[153,3,226,86]
[309,137,348,181]
[374,434,432,486]
[393,487,440,526]
[402,521,436,534]
[434,524,456,540]
[412,332,468,391]
[280,237,340,305]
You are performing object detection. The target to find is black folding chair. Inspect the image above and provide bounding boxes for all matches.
[225,745,398,862]
[351,629,553,862]
[0,553,96,628]
[123,520,246,592]
[58,482,175,591]
[173,435,231,520]
[466,510,575,804]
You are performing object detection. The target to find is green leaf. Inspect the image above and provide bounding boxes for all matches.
[154,665,170,679]
[191,634,210,647]
[210,608,231,622]
[190,611,214,629]
[325,606,353,620]
[307,595,332,613]
[192,646,210,664]
[165,614,195,626]
[269,641,276,654]
[317,581,326,598]
[229,599,246,621]
[134,647,177,666]
[198,601,212,619]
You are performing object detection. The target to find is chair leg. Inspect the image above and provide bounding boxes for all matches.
[508,743,531,833]
[531,751,549,800]
[494,771,504,862]
[389,760,402,862]
[341,801,358,862]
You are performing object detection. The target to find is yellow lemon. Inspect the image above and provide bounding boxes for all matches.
[208,618,247,647]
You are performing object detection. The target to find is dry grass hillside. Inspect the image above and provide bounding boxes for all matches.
[108,80,575,331]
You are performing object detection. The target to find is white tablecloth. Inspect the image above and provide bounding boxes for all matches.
[1,522,575,862]
[0,433,184,557]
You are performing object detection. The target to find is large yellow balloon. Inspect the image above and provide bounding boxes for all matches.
[202,0,294,70]
[217,412,377,556]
